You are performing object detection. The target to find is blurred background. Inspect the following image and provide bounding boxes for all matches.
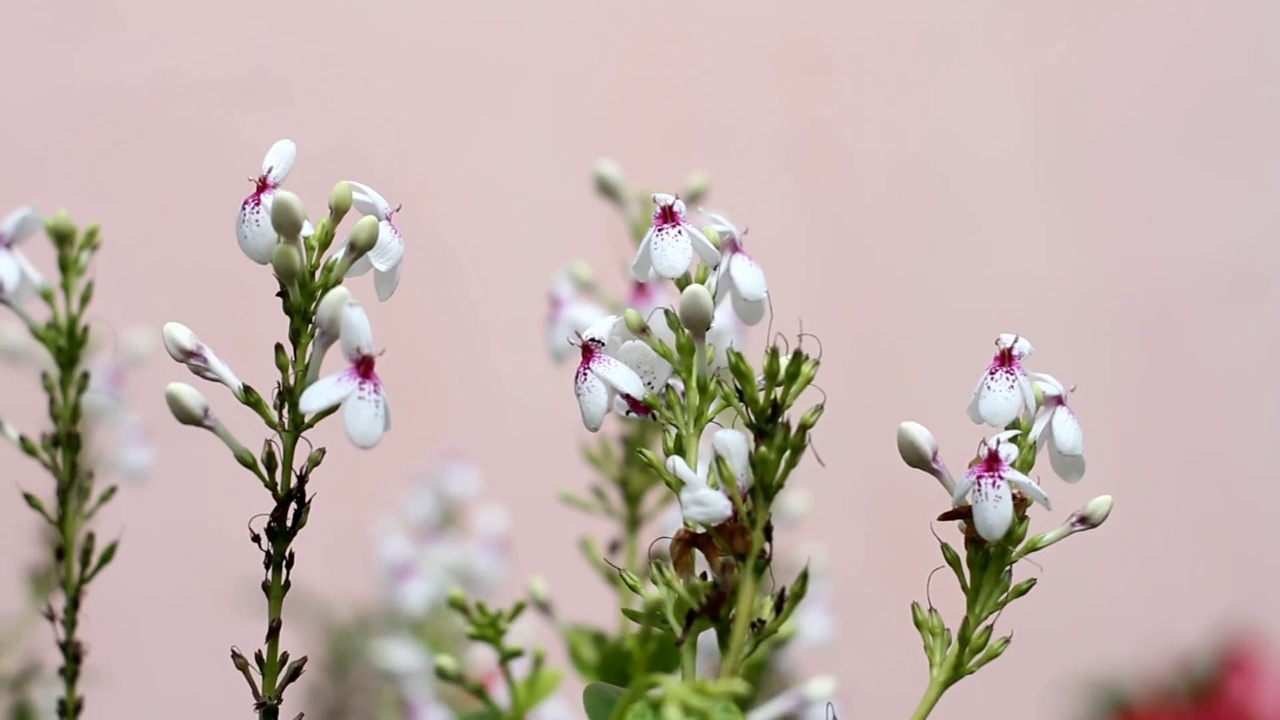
[0,0,1277,718]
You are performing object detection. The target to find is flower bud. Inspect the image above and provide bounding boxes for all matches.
[701,225,722,251]
[592,158,626,203]
[348,215,380,257]
[165,382,211,428]
[568,260,595,288]
[315,286,352,340]
[1070,495,1113,531]
[527,575,552,609]
[270,190,307,241]
[271,242,303,285]
[896,421,938,472]
[433,653,461,681]
[45,210,76,248]
[677,283,715,336]
[683,170,710,204]
[623,308,649,337]
[162,322,199,362]
[328,181,353,221]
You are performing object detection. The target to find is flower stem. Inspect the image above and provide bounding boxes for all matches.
[680,636,698,680]
[908,649,959,720]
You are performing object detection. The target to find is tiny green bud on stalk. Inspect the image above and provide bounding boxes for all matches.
[270,189,307,242]
[433,654,461,681]
[701,225,722,251]
[624,308,649,337]
[592,158,627,204]
[328,181,353,222]
[46,209,77,248]
[348,215,380,256]
[683,170,710,204]
[567,260,595,288]
[271,242,303,287]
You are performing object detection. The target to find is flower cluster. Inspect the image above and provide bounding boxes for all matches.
[161,138,413,718]
[896,332,1113,718]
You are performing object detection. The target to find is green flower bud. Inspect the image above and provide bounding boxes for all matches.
[328,181,353,221]
[270,190,307,240]
[348,215,381,257]
[624,308,649,336]
[271,242,303,285]
[677,283,715,336]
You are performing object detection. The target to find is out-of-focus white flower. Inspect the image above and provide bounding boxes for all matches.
[334,181,405,301]
[951,431,1051,542]
[237,139,297,264]
[546,266,609,363]
[967,333,1036,428]
[299,299,390,449]
[1028,372,1086,483]
[747,676,837,720]
[0,205,46,305]
[630,193,719,280]
[82,327,155,481]
[706,299,744,372]
[703,210,768,326]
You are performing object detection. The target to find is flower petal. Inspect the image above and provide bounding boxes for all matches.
[574,366,610,432]
[730,290,767,327]
[728,253,768,302]
[1050,405,1083,457]
[970,478,1013,542]
[680,484,733,527]
[344,381,388,448]
[712,428,752,490]
[974,368,1024,427]
[0,250,24,298]
[582,314,621,345]
[339,301,375,359]
[1005,469,1051,509]
[614,339,672,392]
[1044,430,1085,481]
[374,263,402,302]
[665,455,704,486]
[951,471,976,507]
[687,225,721,267]
[0,206,41,245]
[262,139,297,185]
[345,253,374,277]
[630,232,653,281]
[299,371,358,414]
[1028,406,1053,445]
[367,221,404,273]
[237,192,277,265]
[1029,371,1066,396]
[348,181,392,218]
[996,333,1034,360]
[966,376,986,424]
[588,353,646,401]
[648,225,694,279]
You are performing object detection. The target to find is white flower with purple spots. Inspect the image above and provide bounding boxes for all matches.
[299,299,390,448]
[703,210,768,326]
[336,181,405,301]
[950,431,1051,543]
[630,193,719,280]
[236,139,297,264]
[967,333,1036,428]
[1029,372,1086,482]
[573,315,646,432]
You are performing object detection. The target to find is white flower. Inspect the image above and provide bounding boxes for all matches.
[376,524,447,616]
[627,279,677,347]
[299,299,390,449]
[703,210,768,326]
[967,333,1036,428]
[711,428,752,493]
[546,267,608,363]
[0,206,45,305]
[706,299,744,372]
[666,455,733,527]
[630,193,719,280]
[335,181,405,301]
[369,634,431,678]
[573,315,646,432]
[162,322,244,397]
[1028,372,1085,482]
[83,336,154,481]
[950,431,1051,542]
[747,676,837,720]
[236,139,297,264]
[611,338,673,420]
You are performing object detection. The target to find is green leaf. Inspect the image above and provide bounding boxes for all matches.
[87,539,119,582]
[565,625,610,681]
[20,492,52,523]
[583,682,627,720]
[458,710,504,720]
[622,702,657,720]
[517,668,563,714]
[708,700,747,719]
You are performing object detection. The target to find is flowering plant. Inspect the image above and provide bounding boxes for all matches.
[3,143,1118,720]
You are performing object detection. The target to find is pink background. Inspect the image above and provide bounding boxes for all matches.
[1,1,1277,718]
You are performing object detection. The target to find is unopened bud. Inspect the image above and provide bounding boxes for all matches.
[683,170,710,204]
[592,158,626,203]
[623,308,649,336]
[897,421,955,494]
[45,210,75,248]
[1070,495,1113,531]
[433,653,461,681]
[527,575,552,608]
[271,242,303,285]
[802,675,836,703]
[348,215,380,257]
[701,225,722,251]
[270,190,307,241]
[677,283,715,336]
[162,322,199,362]
[568,260,595,289]
[328,181,353,221]
[165,382,211,428]
[315,286,352,340]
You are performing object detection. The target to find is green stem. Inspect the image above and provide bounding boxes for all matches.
[680,635,698,680]
[499,660,524,720]
[908,658,957,720]
[718,552,757,678]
